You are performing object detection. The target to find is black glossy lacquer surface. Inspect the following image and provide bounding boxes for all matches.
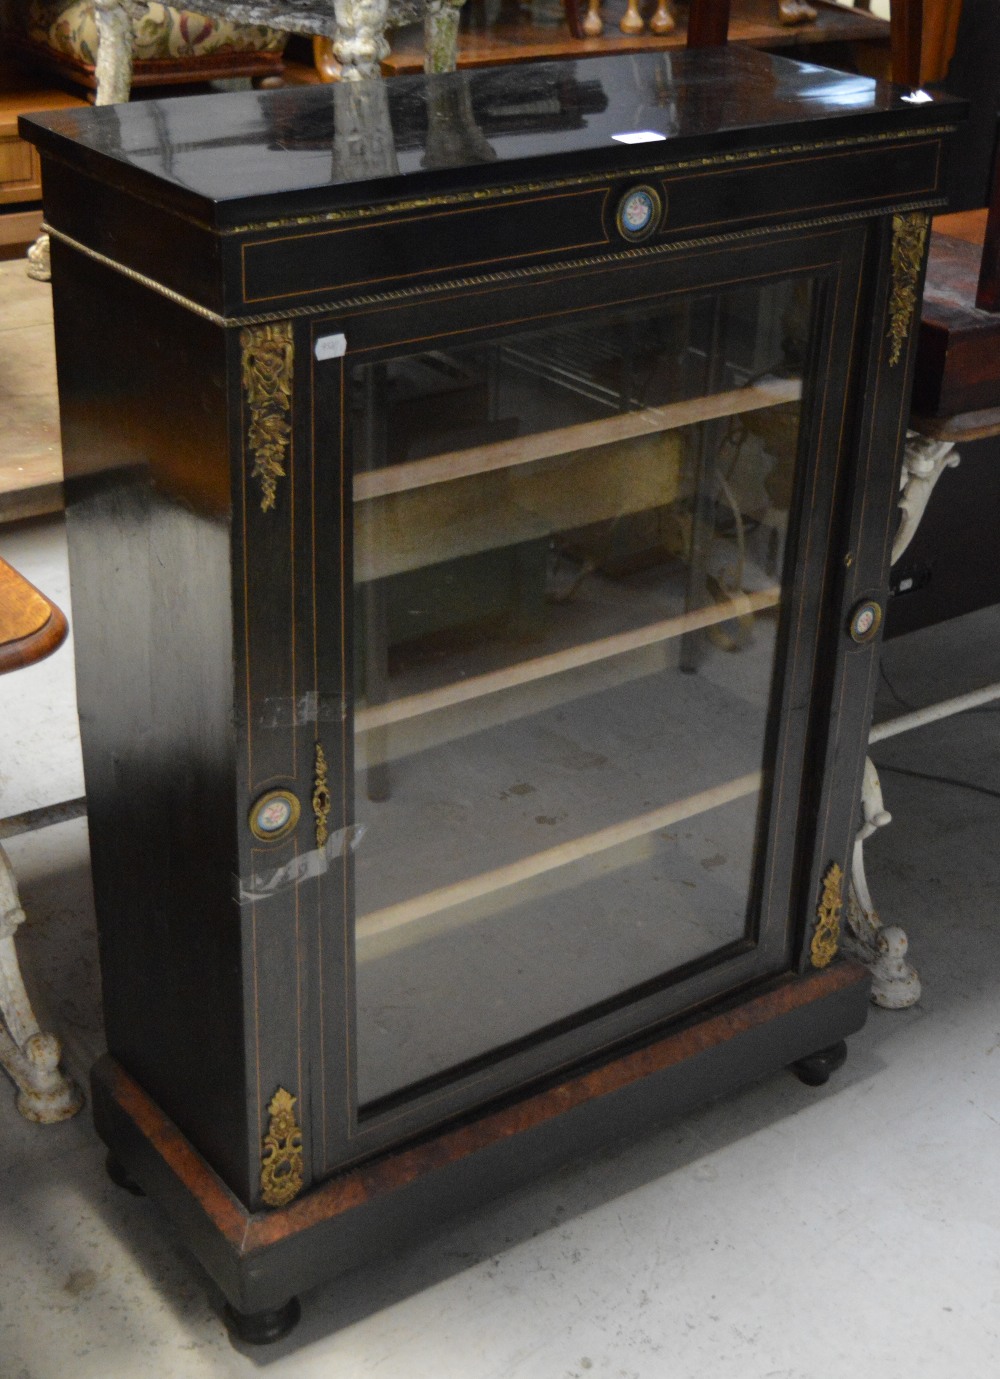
[20,49,961,227]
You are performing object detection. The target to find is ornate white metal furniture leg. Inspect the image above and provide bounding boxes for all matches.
[0,557,83,1119]
[333,0,391,79]
[0,843,83,1122]
[423,0,464,71]
[25,235,51,283]
[843,431,961,1007]
[844,757,920,1008]
[891,433,961,566]
[92,0,142,103]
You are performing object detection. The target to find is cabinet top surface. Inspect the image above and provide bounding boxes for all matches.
[21,49,961,228]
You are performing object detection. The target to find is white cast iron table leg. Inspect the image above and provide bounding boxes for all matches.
[844,433,961,1008]
[0,842,83,1122]
[844,758,921,1008]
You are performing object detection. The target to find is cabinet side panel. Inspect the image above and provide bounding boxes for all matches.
[41,160,226,315]
[51,244,255,1203]
[794,210,932,970]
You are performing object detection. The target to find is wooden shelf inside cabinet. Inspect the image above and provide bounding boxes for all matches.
[354,379,802,583]
[357,769,762,953]
[352,377,795,752]
[354,585,780,735]
[354,377,802,504]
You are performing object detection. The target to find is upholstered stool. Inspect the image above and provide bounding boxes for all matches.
[18,0,287,97]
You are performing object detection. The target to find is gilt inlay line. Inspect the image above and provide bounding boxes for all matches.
[241,322,293,511]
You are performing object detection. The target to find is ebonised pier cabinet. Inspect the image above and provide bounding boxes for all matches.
[22,51,961,1344]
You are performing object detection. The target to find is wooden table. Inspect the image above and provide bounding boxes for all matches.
[0,557,83,1122]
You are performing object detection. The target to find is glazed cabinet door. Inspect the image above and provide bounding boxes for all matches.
[299,219,890,1176]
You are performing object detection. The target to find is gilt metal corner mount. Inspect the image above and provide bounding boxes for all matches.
[886,212,929,368]
[241,322,293,512]
[811,861,844,968]
[260,1086,304,1208]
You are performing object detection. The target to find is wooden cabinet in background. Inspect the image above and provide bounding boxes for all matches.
[0,64,86,246]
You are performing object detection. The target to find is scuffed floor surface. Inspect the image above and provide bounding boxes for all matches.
[0,261,62,521]
[1,516,999,1379]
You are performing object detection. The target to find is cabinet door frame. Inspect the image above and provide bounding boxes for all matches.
[278,216,892,1176]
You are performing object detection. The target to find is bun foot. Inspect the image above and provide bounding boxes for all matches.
[224,1296,301,1346]
[106,1153,145,1196]
[790,1040,848,1087]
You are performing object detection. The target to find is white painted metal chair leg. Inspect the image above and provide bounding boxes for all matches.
[843,758,921,1008]
[0,843,83,1122]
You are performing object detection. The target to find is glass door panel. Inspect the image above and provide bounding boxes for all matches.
[349,278,816,1106]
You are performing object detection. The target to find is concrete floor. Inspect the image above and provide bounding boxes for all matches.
[1,509,998,1379]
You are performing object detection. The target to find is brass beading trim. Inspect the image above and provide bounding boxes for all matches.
[44,195,947,330]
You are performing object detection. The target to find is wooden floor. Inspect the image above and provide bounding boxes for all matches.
[0,258,61,523]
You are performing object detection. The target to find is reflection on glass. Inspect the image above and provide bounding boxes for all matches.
[350,280,815,1105]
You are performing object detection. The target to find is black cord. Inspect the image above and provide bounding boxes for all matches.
[878,662,1000,715]
[878,662,920,712]
[872,761,1000,803]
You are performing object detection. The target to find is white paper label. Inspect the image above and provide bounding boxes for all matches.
[314,333,348,360]
[612,130,667,145]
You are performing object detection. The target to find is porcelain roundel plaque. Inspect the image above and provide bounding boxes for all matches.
[616,185,664,242]
[849,599,883,644]
[249,789,301,842]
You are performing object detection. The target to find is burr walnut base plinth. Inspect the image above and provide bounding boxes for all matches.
[93,961,870,1329]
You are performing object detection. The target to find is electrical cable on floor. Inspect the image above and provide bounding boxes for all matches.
[878,661,919,711]
[879,660,1000,714]
[871,761,1000,803]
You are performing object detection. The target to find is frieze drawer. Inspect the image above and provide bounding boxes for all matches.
[235,136,946,312]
